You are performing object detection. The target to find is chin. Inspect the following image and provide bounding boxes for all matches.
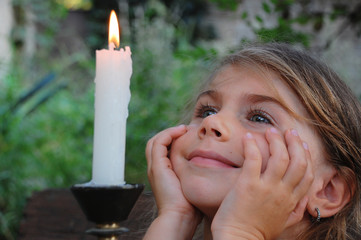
[179,172,235,217]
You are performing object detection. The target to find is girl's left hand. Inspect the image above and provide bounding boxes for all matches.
[211,128,314,240]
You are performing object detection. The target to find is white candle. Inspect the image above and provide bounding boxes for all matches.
[91,10,132,185]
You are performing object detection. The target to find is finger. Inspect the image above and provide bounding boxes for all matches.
[263,127,289,181]
[146,139,154,173]
[146,125,186,159]
[292,142,314,198]
[285,196,309,228]
[150,125,186,162]
[146,125,186,176]
[146,137,155,166]
[283,129,308,188]
[242,132,263,180]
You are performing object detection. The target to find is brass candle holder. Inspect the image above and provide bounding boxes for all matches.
[71,183,144,240]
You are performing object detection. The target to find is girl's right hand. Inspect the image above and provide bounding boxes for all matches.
[145,125,202,239]
[211,128,314,240]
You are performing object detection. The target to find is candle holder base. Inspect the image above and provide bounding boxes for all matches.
[86,223,128,240]
[71,183,144,239]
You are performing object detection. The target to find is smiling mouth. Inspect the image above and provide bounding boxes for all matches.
[188,150,238,169]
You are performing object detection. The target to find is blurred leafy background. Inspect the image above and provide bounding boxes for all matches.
[0,0,360,239]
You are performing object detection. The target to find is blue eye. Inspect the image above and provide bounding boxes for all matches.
[249,114,271,124]
[202,109,217,118]
[195,105,218,118]
[248,107,273,124]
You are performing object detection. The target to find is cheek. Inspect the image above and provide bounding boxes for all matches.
[169,131,192,170]
[169,132,189,156]
[169,125,198,160]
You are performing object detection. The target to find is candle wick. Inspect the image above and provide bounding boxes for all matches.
[109,42,116,51]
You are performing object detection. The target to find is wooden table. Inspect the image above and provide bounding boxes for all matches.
[18,188,156,240]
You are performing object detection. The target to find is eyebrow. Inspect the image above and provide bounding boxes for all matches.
[246,94,286,108]
[196,90,292,114]
[196,90,219,101]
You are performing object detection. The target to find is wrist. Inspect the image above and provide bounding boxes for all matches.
[144,210,201,240]
[160,209,201,234]
[212,225,265,240]
[158,205,200,222]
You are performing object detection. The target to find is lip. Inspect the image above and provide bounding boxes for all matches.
[188,150,239,169]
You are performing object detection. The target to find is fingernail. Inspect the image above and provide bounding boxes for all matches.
[246,132,253,139]
[175,124,186,130]
[303,142,309,150]
[291,129,298,136]
[270,127,278,134]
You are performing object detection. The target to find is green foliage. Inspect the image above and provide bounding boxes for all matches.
[241,11,248,20]
[256,18,310,46]
[0,67,94,239]
[262,2,271,14]
[12,0,68,50]
[210,0,239,11]
[241,0,311,46]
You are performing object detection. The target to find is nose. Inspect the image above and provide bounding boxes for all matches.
[198,114,230,141]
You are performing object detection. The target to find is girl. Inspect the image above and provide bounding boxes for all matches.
[144,43,361,239]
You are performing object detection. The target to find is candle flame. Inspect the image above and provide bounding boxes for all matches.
[108,10,120,48]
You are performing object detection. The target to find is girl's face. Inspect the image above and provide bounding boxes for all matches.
[170,65,326,217]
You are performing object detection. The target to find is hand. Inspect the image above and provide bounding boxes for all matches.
[211,128,314,240]
[145,125,202,240]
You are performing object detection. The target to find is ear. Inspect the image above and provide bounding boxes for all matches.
[307,169,352,219]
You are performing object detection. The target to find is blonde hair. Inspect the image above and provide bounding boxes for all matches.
[212,43,361,240]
